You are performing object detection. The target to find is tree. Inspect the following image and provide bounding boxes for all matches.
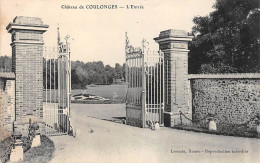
[115,63,123,79]
[0,55,11,72]
[105,65,115,84]
[1,54,126,88]
[189,0,260,74]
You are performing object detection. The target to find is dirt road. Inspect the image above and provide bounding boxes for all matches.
[50,104,260,163]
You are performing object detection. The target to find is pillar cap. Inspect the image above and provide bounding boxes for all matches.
[12,131,22,139]
[6,16,49,33]
[154,29,193,43]
[30,123,39,130]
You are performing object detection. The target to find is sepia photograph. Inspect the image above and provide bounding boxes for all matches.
[0,0,259,163]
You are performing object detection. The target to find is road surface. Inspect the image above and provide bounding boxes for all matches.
[50,104,260,163]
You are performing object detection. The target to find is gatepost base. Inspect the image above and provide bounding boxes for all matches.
[164,112,192,127]
[31,135,41,147]
[10,146,23,162]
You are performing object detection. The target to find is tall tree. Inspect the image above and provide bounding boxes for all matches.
[189,0,260,74]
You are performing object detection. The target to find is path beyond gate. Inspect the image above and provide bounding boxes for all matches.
[43,29,71,136]
[125,33,164,128]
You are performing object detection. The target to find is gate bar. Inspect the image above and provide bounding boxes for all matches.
[141,52,146,128]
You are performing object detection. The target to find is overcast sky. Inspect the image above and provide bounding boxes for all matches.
[0,0,215,66]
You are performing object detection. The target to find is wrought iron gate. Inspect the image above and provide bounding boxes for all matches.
[43,32,71,136]
[125,33,164,128]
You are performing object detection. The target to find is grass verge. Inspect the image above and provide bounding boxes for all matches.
[0,136,32,163]
[0,137,12,163]
[1,135,55,163]
[173,124,259,139]
[22,135,55,163]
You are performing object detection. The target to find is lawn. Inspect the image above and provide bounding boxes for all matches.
[72,84,126,99]
[44,84,127,103]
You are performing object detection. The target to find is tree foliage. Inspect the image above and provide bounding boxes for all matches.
[0,55,11,72]
[0,56,125,89]
[189,0,260,74]
[71,61,125,89]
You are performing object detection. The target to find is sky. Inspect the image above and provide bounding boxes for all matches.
[0,0,215,66]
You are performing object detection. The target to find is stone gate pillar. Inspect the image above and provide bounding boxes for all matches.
[154,29,192,127]
[6,16,49,135]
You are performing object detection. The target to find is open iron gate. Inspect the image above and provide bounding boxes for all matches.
[125,33,164,128]
[43,33,71,136]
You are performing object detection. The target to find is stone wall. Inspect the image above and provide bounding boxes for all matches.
[189,74,260,129]
[0,73,15,141]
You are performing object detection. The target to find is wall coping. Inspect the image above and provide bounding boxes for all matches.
[0,72,15,79]
[188,73,260,79]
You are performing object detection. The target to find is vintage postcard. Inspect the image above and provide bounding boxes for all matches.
[0,0,259,163]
